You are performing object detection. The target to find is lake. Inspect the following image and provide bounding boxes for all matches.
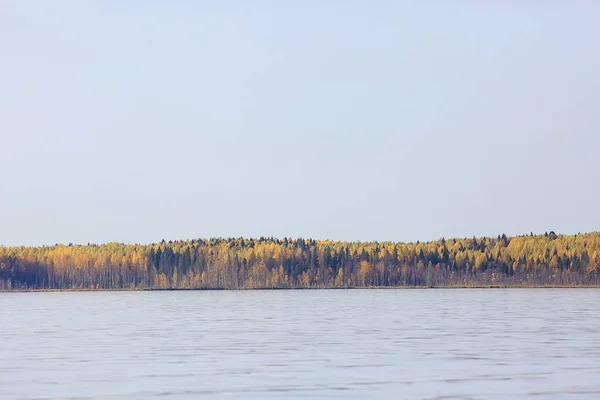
[1,289,599,399]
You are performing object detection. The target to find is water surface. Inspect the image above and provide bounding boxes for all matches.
[1,289,599,399]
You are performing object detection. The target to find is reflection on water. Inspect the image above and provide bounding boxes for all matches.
[1,289,599,399]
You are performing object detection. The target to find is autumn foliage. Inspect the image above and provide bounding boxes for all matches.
[1,232,599,290]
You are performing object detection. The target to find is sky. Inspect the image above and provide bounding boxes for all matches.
[1,1,599,246]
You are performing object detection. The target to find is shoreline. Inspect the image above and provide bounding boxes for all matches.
[2,285,599,293]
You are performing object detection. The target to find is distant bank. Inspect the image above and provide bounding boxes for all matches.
[2,285,600,293]
[1,232,599,290]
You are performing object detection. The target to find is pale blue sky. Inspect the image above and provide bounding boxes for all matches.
[1,1,599,246]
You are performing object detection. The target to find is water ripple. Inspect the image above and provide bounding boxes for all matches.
[0,289,599,399]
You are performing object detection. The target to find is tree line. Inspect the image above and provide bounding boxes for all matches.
[1,232,599,290]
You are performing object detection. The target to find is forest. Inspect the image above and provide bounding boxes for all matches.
[0,232,599,290]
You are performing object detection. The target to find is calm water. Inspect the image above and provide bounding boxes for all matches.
[1,289,599,399]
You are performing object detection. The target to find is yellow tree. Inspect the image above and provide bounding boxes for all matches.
[335,268,345,287]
